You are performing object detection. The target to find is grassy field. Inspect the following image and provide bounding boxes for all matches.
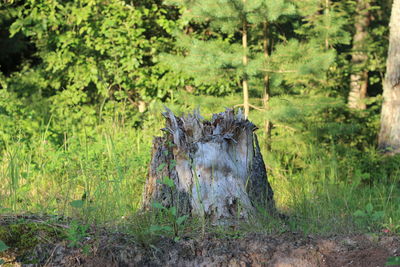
[0,95,399,240]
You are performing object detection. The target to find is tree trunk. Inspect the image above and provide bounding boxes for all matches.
[242,17,250,119]
[378,0,400,154]
[325,0,330,50]
[263,21,272,151]
[142,109,275,224]
[348,0,371,110]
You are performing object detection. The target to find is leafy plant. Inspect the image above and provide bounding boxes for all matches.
[386,256,400,266]
[0,240,9,264]
[382,217,400,234]
[1,0,183,142]
[149,176,189,241]
[354,203,384,220]
[70,200,85,209]
[353,203,385,230]
[0,240,9,252]
[65,220,89,248]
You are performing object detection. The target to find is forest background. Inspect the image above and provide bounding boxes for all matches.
[0,0,399,237]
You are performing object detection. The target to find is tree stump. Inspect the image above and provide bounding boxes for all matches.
[142,108,275,223]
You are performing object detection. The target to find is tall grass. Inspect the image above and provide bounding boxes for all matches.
[0,96,399,236]
[0,121,154,225]
[265,135,400,235]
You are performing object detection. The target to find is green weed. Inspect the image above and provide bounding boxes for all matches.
[150,177,189,241]
[0,240,9,264]
[66,220,89,248]
[386,256,400,266]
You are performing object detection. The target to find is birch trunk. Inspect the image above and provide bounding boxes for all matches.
[142,109,275,224]
[378,0,400,154]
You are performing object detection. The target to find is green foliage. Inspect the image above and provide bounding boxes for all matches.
[66,220,89,248]
[8,0,178,100]
[164,0,337,106]
[296,0,351,47]
[157,177,175,188]
[382,217,400,234]
[70,200,85,209]
[0,0,183,143]
[0,0,398,241]
[163,35,243,84]
[386,256,400,266]
[0,219,63,263]
[0,217,96,263]
[168,0,295,33]
[0,121,152,223]
[150,177,189,241]
[0,239,9,264]
[0,89,41,147]
[0,240,9,252]
[353,203,385,228]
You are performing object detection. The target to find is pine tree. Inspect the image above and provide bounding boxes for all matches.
[164,0,340,157]
[164,0,343,110]
[295,0,351,50]
[164,0,296,118]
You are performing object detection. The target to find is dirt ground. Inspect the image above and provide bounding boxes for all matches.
[1,215,399,266]
[3,232,400,266]
[143,233,398,267]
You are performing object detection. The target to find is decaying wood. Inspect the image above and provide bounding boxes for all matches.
[142,108,275,223]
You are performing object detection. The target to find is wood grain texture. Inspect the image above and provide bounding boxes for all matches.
[142,108,275,223]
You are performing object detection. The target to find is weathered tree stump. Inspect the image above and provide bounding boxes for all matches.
[142,108,275,223]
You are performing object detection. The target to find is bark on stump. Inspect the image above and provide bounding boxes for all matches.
[142,108,275,223]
